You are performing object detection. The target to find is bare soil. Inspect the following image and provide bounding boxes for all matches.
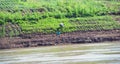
[0,29,120,49]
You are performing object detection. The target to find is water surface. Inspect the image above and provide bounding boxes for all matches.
[0,41,120,64]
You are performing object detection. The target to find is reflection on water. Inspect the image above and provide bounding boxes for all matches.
[0,41,120,64]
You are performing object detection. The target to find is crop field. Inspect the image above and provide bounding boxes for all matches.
[0,0,120,37]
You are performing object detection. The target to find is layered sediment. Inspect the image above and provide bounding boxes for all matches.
[0,30,120,49]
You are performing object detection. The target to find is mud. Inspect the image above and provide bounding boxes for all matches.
[0,30,120,49]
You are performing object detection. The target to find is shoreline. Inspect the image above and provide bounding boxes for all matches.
[0,29,120,49]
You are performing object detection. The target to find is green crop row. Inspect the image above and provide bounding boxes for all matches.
[0,0,119,24]
[17,16,120,34]
[0,15,120,37]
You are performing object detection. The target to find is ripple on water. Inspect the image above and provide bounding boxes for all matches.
[0,42,120,64]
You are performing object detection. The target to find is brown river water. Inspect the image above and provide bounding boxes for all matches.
[0,41,120,64]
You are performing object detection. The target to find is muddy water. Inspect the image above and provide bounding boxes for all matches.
[0,41,120,64]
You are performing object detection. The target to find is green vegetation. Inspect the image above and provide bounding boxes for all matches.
[0,0,120,37]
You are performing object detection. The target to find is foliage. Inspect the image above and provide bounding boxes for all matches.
[0,0,120,37]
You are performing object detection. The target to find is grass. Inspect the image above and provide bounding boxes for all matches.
[19,16,120,34]
[0,0,120,37]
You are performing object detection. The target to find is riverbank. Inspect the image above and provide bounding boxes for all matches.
[0,0,120,49]
[0,29,120,49]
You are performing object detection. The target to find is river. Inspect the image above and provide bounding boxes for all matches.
[0,41,120,64]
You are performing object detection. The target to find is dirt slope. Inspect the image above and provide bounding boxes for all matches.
[0,29,120,49]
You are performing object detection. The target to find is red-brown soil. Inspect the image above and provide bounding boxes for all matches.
[0,29,120,49]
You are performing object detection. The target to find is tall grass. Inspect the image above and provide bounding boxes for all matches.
[0,19,6,37]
